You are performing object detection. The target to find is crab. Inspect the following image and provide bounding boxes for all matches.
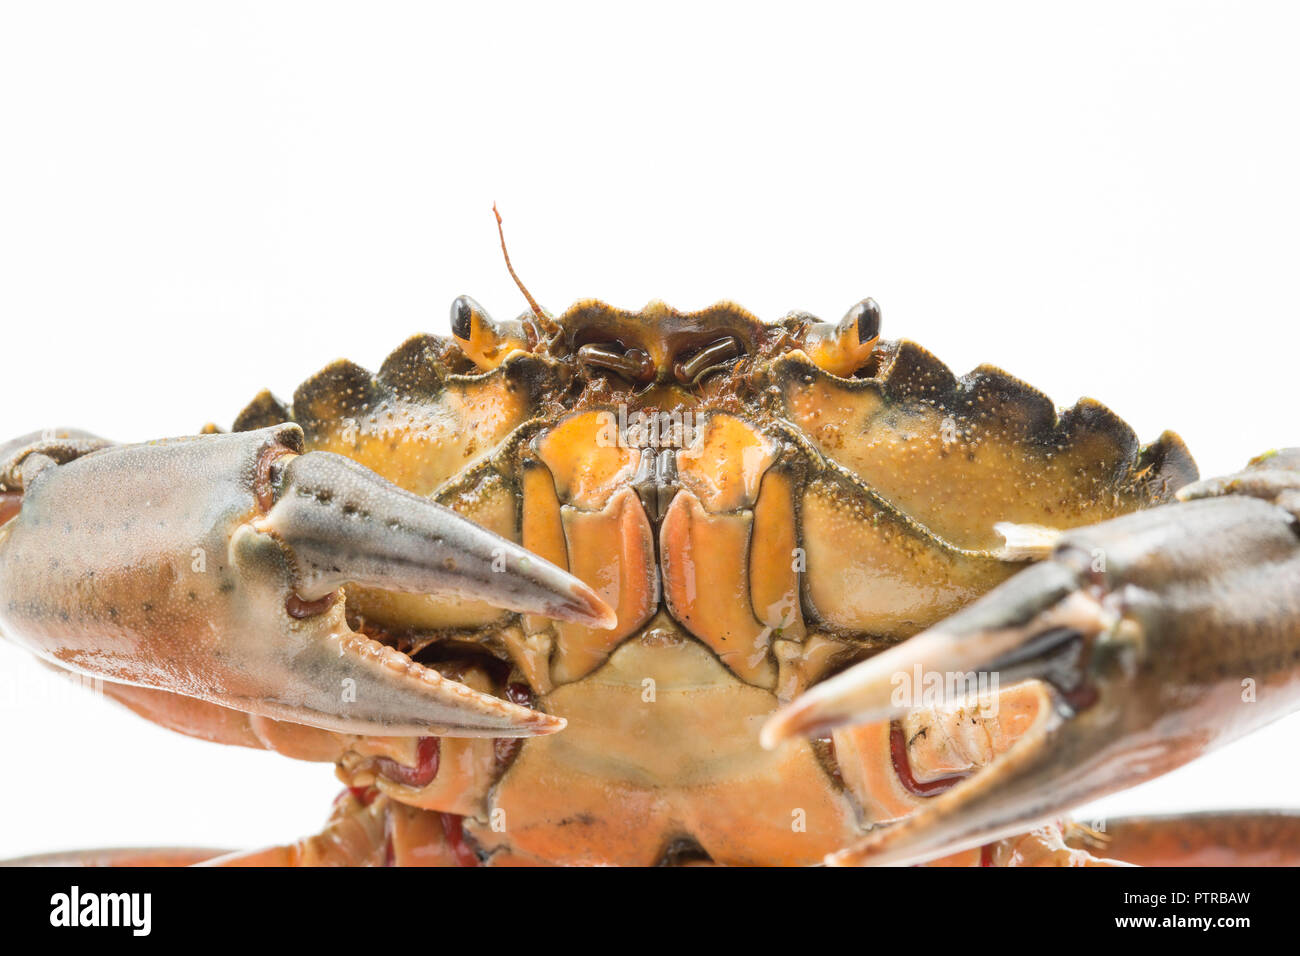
[4,234,1300,866]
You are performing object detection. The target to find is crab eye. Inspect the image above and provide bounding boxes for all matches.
[449,295,530,372]
[800,298,882,377]
[845,298,881,344]
[578,343,656,384]
[672,336,742,386]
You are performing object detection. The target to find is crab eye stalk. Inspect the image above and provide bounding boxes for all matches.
[672,336,742,386]
[578,343,656,384]
[802,297,882,377]
[449,295,530,371]
[845,297,881,344]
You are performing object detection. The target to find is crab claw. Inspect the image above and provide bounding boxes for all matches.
[0,424,614,738]
[763,476,1300,865]
[258,450,616,627]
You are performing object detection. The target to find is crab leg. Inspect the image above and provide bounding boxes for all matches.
[0,424,613,738]
[1060,810,1300,867]
[764,450,1300,866]
[202,792,476,867]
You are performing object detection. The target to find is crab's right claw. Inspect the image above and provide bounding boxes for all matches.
[764,453,1300,866]
[0,425,614,738]
[257,448,616,628]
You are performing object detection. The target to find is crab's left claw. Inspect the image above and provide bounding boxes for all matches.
[764,452,1300,866]
[0,425,614,739]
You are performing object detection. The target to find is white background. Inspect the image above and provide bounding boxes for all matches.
[1,1,1298,860]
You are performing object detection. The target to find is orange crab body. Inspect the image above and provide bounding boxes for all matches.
[27,286,1300,868]
[197,296,1188,865]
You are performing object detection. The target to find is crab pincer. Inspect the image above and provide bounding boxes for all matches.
[763,451,1300,866]
[0,424,614,738]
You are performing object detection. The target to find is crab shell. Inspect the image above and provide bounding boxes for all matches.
[201,297,1194,865]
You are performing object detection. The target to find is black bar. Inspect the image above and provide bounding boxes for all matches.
[0,864,1281,941]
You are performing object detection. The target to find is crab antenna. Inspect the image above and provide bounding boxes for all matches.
[493,203,559,335]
